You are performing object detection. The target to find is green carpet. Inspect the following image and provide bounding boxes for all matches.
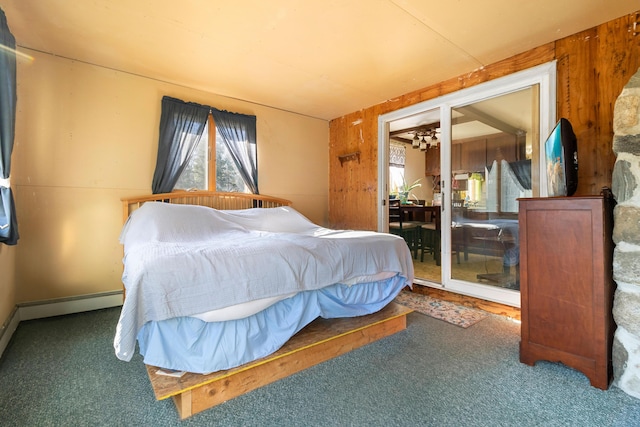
[1,307,639,426]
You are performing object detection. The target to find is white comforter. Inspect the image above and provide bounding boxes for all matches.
[114,202,414,361]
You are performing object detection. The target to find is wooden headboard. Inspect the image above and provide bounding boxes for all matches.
[121,191,292,222]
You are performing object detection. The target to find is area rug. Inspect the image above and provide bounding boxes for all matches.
[394,291,488,328]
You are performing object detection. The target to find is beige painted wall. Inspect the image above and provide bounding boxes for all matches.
[11,49,329,303]
[0,245,16,325]
[404,146,433,203]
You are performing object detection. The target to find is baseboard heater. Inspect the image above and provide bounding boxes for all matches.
[0,290,123,359]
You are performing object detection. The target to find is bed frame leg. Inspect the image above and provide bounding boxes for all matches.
[173,390,192,419]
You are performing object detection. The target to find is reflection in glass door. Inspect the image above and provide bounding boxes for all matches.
[448,87,539,293]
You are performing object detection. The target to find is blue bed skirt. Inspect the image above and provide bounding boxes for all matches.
[136,274,407,373]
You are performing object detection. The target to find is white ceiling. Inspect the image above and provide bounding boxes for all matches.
[0,0,637,121]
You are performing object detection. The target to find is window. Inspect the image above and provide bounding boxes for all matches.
[152,96,258,194]
[175,116,248,192]
[389,142,406,194]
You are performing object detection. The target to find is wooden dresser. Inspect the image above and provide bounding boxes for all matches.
[518,194,615,390]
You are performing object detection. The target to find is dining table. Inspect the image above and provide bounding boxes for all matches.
[395,203,441,227]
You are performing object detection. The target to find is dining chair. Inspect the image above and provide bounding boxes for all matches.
[420,209,440,264]
[419,208,460,265]
[388,200,420,258]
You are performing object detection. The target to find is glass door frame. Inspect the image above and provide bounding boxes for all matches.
[378,61,557,307]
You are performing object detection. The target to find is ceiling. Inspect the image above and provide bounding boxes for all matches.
[0,1,637,121]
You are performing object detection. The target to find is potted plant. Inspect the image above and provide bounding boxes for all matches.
[397,177,422,204]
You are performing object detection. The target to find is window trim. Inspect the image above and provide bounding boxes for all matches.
[207,114,215,191]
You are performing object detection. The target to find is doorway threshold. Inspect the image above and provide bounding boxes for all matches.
[410,283,521,321]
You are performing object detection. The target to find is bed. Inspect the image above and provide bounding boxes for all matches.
[114,191,414,417]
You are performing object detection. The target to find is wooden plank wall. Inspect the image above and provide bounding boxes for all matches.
[329,11,640,231]
[556,12,640,196]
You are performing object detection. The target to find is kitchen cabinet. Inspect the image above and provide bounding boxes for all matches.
[424,132,524,176]
[486,133,524,165]
[460,139,486,172]
[424,145,440,176]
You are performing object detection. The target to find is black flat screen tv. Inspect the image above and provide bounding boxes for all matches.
[544,118,578,197]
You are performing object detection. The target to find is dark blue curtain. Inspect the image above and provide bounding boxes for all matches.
[510,159,532,190]
[211,109,259,194]
[151,96,210,194]
[487,159,532,191]
[0,8,18,245]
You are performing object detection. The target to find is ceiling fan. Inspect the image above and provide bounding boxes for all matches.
[411,128,440,151]
[389,123,441,150]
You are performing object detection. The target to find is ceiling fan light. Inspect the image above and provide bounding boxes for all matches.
[429,133,439,147]
[412,134,420,148]
[419,137,427,151]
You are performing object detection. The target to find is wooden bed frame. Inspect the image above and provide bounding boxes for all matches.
[121,190,293,223]
[120,190,412,419]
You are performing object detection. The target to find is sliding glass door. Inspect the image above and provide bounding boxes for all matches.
[379,62,555,307]
[448,87,538,297]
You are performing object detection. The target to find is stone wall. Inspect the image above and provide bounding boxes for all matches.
[611,67,640,399]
